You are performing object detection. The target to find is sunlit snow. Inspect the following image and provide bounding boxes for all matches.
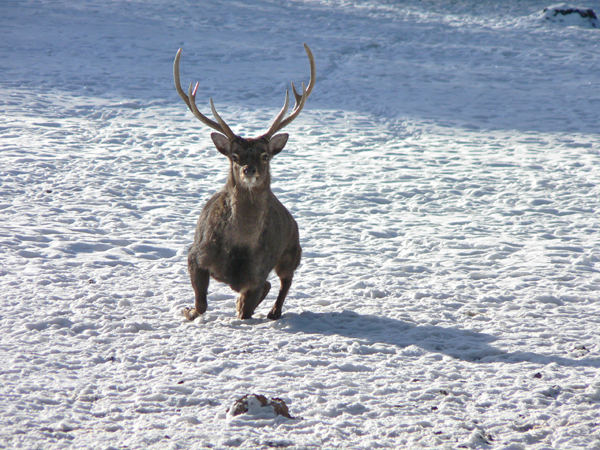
[1,0,600,448]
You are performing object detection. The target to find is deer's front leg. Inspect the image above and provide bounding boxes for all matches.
[236,282,270,319]
[267,277,292,320]
[185,253,209,320]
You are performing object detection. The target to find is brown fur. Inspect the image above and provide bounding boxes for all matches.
[185,133,301,320]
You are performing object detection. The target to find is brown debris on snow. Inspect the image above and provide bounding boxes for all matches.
[228,394,294,419]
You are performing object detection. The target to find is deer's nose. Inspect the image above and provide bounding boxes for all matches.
[242,165,256,176]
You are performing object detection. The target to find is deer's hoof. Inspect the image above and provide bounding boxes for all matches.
[267,309,282,320]
[183,307,203,321]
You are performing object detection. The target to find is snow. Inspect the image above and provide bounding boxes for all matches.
[1,0,600,448]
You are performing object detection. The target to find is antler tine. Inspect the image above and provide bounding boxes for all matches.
[262,43,316,140]
[276,82,308,130]
[263,90,290,139]
[209,98,236,141]
[291,82,303,106]
[186,80,226,134]
[174,48,236,139]
[173,48,192,110]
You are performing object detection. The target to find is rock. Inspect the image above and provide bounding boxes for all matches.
[541,4,599,28]
[228,394,294,419]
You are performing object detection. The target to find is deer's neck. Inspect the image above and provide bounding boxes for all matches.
[225,178,271,246]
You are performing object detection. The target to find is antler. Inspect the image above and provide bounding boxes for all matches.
[173,48,237,140]
[261,43,316,140]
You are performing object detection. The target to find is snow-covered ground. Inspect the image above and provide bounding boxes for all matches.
[2,0,600,448]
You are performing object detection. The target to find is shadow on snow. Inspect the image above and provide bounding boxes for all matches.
[280,310,600,368]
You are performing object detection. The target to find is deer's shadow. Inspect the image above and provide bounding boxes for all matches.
[279,310,599,368]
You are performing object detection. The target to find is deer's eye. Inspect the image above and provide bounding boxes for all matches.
[261,153,270,162]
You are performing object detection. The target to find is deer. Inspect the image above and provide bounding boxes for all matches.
[174,44,315,320]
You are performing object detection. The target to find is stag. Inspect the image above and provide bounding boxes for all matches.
[174,44,315,320]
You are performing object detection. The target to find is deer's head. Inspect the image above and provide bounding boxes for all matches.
[174,44,315,190]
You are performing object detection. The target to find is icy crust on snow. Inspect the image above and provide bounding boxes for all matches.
[2,0,600,449]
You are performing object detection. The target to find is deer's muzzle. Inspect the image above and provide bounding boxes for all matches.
[239,165,260,187]
[242,165,256,177]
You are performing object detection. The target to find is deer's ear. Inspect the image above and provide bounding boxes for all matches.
[211,132,231,156]
[268,133,289,156]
